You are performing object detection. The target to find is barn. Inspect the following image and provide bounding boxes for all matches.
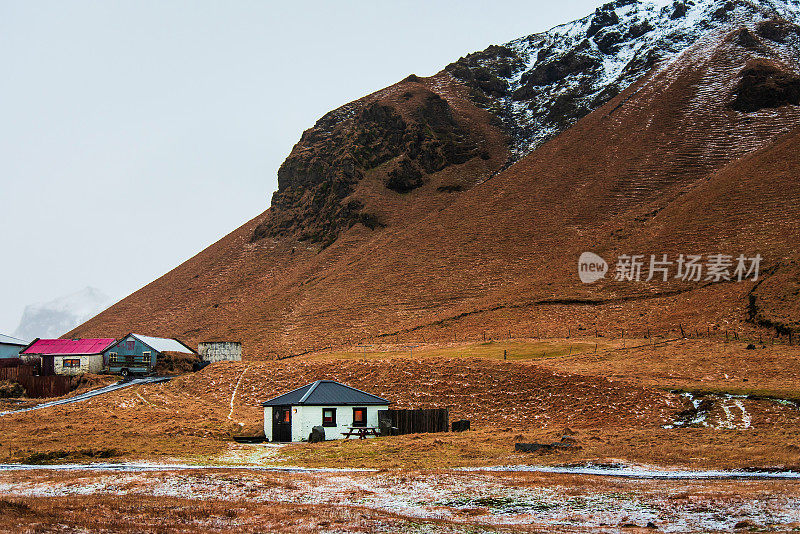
[21,338,116,376]
[0,333,28,359]
[104,333,196,377]
[262,380,390,442]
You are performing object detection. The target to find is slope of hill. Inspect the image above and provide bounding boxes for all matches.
[69,0,800,356]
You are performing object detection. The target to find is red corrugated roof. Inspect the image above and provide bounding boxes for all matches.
[22,338,116,356]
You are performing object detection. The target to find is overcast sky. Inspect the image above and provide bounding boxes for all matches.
[0,0,601,334]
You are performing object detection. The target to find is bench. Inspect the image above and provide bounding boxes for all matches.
[342,426,380,440]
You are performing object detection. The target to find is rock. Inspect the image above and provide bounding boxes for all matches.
[386,156,424,193]
[514,42,601,92]
[595,28,625,55]
[251,89,480,247]
[308,426,326,443]
[515,442,579,453]
[730,63,800,113]
[734,28,762,50]
[378,420,398,436]
[452,420,471,432]
[671,2,688,20]
[516,443,552,453]
[445,45,522,98]
[587,7,620,38]
[0,380,25,398]
[757,20,800,44]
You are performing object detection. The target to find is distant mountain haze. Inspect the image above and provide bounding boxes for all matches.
[15,287,113,340]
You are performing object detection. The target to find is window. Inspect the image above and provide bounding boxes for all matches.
[126,340,134,350]
[63,358,81,368]
[352,407,367,427]
[109,353,117,363]
[322,408,336,427]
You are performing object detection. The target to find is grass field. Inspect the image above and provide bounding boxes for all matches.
[1,337,799,471]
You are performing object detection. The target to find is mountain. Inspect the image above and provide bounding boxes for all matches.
[16,287,112,340]
[69,0,800,357]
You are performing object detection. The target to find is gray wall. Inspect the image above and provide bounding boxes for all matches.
[0,343,24,359]
[198,341,242,363]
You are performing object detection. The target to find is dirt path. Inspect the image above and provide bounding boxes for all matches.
[0,377,170,417]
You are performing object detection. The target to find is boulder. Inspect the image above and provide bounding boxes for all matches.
[378,420,398,436]
[308,426,326,443]
[452,420,471,432]
[515,442,578,453]
[0,380,25,398]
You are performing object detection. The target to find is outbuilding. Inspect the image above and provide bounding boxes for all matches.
[21,338,116,376]
[104,333,196,376]
[198,341,242,363]
[0,333,29,359]
[262,380,390,442]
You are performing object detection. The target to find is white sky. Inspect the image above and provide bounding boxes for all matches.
[0,0,601,333]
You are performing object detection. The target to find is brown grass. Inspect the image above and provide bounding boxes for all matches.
[2,339,799,470]
[0,495,459,534]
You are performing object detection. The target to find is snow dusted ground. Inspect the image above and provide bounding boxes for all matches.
[1,466,799,532]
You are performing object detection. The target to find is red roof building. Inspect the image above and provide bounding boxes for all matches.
[22,338,116,356]
[21,338,116,376]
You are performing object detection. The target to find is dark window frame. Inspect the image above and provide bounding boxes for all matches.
[63,358,81,368]
[352,407,367,427]
[322,408,337,427]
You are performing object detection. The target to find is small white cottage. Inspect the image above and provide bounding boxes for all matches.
[262,380,390,442]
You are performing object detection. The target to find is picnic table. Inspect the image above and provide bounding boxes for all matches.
[342,426,380,440]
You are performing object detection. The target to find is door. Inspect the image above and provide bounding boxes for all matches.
[271,406,292,442]
[41,355,55,376]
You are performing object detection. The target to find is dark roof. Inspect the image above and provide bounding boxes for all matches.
[261,380,390,407]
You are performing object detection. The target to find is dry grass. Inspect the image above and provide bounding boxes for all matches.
[2,468,800,533]
[280,424,800,471]
[0,495,464,534]
[1,339,799,471]
[306,338,606,362]
[533,338,800,401]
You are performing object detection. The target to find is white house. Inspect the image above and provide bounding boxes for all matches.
[262,380,390,442]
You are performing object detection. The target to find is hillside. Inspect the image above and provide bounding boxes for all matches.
[69,0,800,357]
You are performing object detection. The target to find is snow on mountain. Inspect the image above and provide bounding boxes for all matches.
[446,0,800,159]
[14,287,113,340]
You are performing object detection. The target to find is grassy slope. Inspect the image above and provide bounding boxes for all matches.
[3,338,800,470]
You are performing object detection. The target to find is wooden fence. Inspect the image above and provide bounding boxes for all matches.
[378,408,449,435]
[0,365,75,398]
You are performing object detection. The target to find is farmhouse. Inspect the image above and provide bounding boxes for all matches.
[262,380,390,442]
[0,333,28,359]
[105,333,196,377]
[21,338,116,376]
